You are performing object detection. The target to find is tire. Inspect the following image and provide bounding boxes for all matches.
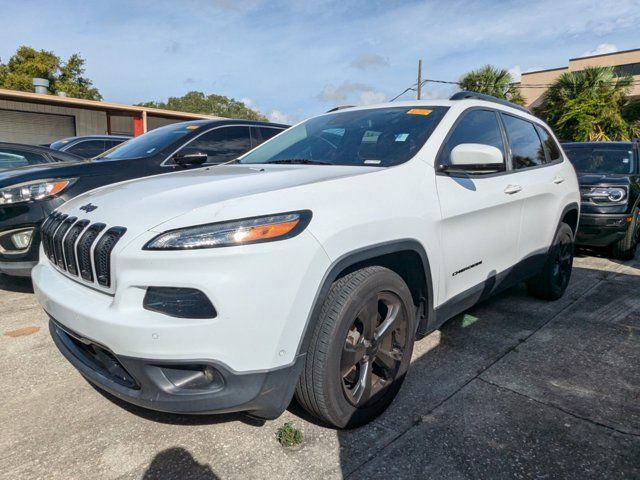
[295,266,416,429]
[611,209,639,260]
[526,223,574,301]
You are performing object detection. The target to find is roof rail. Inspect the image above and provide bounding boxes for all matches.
[449,91,530,114]
[326,105,355,113]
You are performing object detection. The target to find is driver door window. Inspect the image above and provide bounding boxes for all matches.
[185,126,251,164]
[439,109,505,169]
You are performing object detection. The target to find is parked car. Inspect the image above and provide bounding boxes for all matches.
[0,119,287,277]
[563,141,640,259]
[49,135,131,158]
[0,142,83,171]
[33,92,579,428]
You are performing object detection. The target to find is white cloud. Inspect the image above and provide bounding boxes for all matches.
[268,110,296,124]
[241,97,256,108]
[508,65,522,82]
[358,90,386,105]
[317,82,372,102]
[582,43,618,57]
[351,53,389,70]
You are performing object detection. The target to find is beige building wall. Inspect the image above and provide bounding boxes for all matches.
[519,48,640,108]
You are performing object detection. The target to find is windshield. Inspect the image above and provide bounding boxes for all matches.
[95,122,200,160]
[239,106,448,167]
[564,146,635,174]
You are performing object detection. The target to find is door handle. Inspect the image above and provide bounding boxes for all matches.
[504,184,522,195]
[553,176,565,184]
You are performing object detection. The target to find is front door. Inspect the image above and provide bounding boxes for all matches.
[435,109,522,305]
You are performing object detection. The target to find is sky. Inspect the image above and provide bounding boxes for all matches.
[0,0,638,124]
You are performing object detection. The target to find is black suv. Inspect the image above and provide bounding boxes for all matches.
[563,141,640,259]
[0,119,286,276]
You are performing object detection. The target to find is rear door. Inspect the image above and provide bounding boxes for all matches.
[435,109,522,302]
[499,114,565,261]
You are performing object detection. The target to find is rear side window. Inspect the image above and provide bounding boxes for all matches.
[535,125,561,162]
[439,109,505,167]
[67,140,106,158]
[184,126,252,164]
[501,114,546,169]
[0,148,49,170]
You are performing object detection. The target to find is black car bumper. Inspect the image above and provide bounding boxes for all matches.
[49,319,302,419]
[576,213,631,247]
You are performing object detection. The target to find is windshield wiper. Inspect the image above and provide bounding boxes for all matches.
[265,158,332,165]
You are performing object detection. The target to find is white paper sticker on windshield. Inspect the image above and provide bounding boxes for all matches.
[364,159,382,165]
[395,133,409,142]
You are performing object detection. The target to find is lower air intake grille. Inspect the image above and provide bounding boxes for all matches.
[41,212,126,290]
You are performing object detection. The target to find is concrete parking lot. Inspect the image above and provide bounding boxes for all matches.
[1,253,639,479]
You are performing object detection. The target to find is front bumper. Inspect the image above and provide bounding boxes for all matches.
[49,319,303,418]
[576,213,630,247]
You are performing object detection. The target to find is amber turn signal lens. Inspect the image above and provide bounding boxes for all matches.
[235,219,300,243]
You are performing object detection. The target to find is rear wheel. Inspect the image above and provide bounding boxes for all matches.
[611,209,639,260]
[526,223,574,300]
[295,266,416,428]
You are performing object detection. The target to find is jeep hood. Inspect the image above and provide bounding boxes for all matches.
[59,164,378,233]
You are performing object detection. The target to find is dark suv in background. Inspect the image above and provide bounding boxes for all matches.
[0,119,286,276]
[564,141,640,259]
[49,135,131,158]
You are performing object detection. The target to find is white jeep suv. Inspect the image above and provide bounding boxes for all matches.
[33,93,580,428]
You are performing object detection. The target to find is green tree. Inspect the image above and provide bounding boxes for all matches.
[138,91,268,121]
[535,66,639,141]
[458,65,525,105]
[0,46,101,100]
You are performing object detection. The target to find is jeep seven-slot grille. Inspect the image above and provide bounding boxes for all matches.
[41,212,126,289]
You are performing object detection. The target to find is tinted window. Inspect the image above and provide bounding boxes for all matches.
[105,139,127,149]
[0,148,49,170]
[240,106,448,167]
[96,123,201,160]
[535,125,561,162]
[259,127,282,142]
[439,109,505,167]
[502,114,545,169]
[184,126,252,164]
[67,140,106,158]
[564,146,634,174]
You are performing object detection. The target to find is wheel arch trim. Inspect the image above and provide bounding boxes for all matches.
[295,239,434,357]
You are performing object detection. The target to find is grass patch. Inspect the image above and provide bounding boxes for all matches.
[276,422,303,447]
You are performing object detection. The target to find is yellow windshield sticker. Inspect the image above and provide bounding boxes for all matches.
[186,125,200,130]
[407,108,432,116]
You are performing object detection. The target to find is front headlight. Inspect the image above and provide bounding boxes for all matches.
[582,186,627,204]
[0,178,77,205]
[144,211,312,250]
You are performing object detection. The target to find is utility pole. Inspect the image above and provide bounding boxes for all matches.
[417,59,423,100]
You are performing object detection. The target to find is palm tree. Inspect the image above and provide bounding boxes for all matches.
[535,66,639,141]
[458,65,525,105]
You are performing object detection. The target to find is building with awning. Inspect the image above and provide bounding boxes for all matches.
[0,87,220,145]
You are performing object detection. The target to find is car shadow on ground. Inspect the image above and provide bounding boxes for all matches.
[0,273,33,293]
[142,447,220,480]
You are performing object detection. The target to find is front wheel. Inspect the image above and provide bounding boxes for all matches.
[295,266,416,428]
[526,222,574,301]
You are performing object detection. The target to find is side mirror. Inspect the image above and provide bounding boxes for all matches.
[446,143,504,172]
[173,151,208,166]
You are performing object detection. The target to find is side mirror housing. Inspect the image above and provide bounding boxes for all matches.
[173,151,208,166]
[445,143,505,173]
